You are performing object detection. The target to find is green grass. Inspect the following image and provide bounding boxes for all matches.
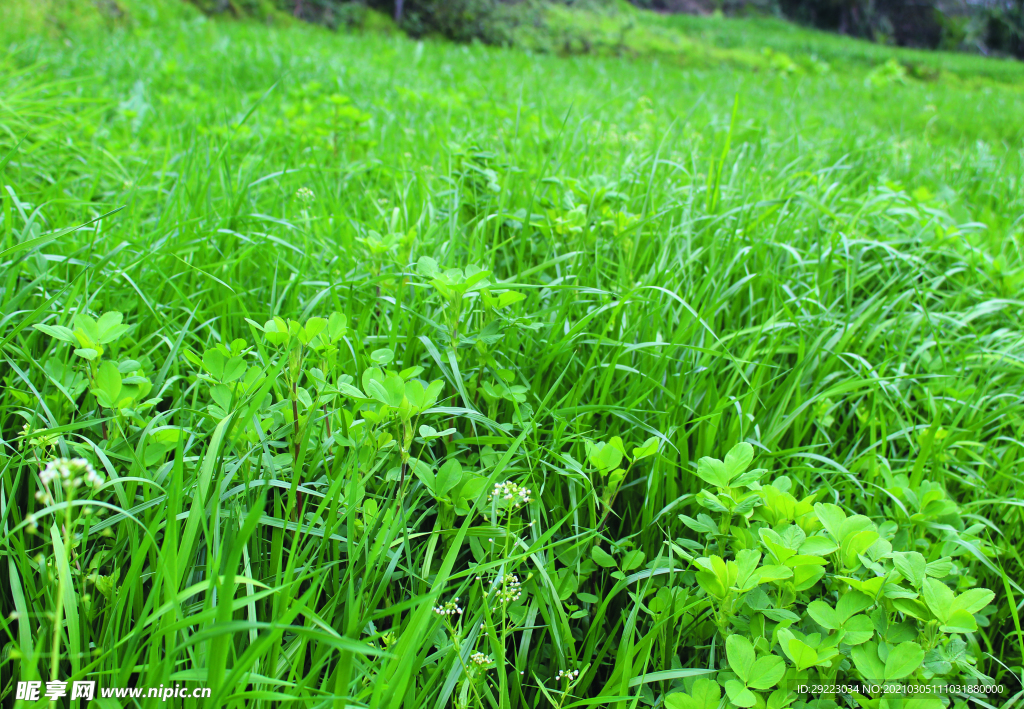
[1,2,1023,708]
[648,11,1024,84]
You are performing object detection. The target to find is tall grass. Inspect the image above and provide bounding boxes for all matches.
[1,6,1023,708]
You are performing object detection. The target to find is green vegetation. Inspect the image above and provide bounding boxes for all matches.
[1,2,1023,708]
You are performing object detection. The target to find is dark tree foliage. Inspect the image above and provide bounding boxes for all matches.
[777,0,1023,57]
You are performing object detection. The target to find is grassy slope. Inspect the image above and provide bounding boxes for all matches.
[1,2,1023,707]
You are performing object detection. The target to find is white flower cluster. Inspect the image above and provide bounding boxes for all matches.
[39,458,102,491]
[470,652,492,667]
[433,598,463,617]
[493,573,523,604]
[488,480,533,508]
[295,187,315,204]
[555,668,580,682]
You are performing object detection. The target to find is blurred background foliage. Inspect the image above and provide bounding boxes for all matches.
[171,0,1024,59]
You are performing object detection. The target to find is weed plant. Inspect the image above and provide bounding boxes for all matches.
[1,5,1023,709]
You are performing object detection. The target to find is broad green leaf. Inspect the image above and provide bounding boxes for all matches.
[838,514,875,540]
[203,348,226,379]
[621,550,645,571]
[921,578,954,624]
[209,383,232,412]
[884,641,924,681]
[463,265,491,288]
[724,680,756,708]
[366,379,392,406]
[93,360,122,408]
[839,575,886,598]
[263,317,290,346]
[497,290,526,308]
[696,455,732,488]
[851,642,885,683]
[416,255,440,277]
[767,688,792,709]
[95,311,128,343]
[783,554,827,568]
[338,382,366,399]
[925,557,954,578]
[666,679,721,709]
[423,379,444,409]
[837,591,873,622]
[34,323,76,343]
[757,565,794,583]
[785,638,818,671]
[905,696,943,709]
[814,502,847,542]
[799,536,838,556]
[759,528,796,564]
[409,459,434,491]
[222,356,246,382]
[726,635,755,684]
[382,371,406,408]
[731,467,767,489]
[807,600,840,630]
[892,597,932,622]
[663,694,690,709]
[940,609,978,634]
[592,547,616,568]
[695,489,729,513]
[691,679,721,709]
[586,439,624,474]
[632,436,659,461]
[892,551,927,588]
[734,549,762,590]
[792,564,824,591]
[74,313,101,345]
[747,654,785,690]
[723,442,753,479]
[710,555,735,589]
[732,492,762,515]
[453,477,487,514]
[951,588,995,616]
[370,348,394,365]
[405,380,427,409]
[435,459,463,497]
[303,317,327,344]
[841,529,879,569]
[843,614,875,645]
[695,571,726,600]
[327,311,347,341]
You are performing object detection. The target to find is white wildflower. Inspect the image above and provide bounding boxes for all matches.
[488,480,532,509]
[493,573,523,604]
[555,668,580,682]
[432,598,463,617]
[39,458,102,490]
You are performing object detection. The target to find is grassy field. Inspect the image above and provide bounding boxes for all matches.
[2,2,1024,708]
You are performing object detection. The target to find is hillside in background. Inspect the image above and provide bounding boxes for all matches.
[174,0,1024,59]
[17,0,1024,88]
[2,1,1023,708]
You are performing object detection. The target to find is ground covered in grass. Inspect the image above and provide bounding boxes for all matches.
[2,3,1024,708]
